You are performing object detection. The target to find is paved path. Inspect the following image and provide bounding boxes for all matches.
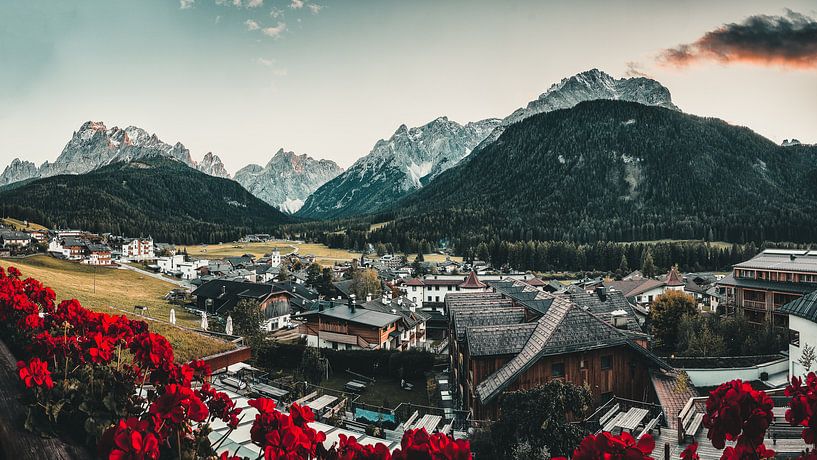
[118,263,191,289]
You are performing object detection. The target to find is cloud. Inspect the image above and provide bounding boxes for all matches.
[290,0,304,9]
[245,19,260,31]
[269,7,284,18]
[256,57,275,67]
[247,0,263,7]
[179,0,194,9]
[307,3,322,14]
[624,61,652,78]
[262,21,287,38]
[659,10,817,69]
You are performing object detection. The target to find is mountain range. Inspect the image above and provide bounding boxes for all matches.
[0,157,292,243]
[373,100,817,247]
[296,69,679,219]
[233,149,343,213]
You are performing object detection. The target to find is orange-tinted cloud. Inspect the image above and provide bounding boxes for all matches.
[659,10,817,70]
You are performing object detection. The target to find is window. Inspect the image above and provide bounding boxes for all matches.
[601,355,613,370]
[435,296,440,302]
[412,297,417,303]
[428,296,432,302]
[412,286,417,291]
[791,329,801,347]
[552,362,565,378]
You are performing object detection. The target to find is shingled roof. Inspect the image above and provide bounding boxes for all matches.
[568,289,643,332]
[453,307,526,341]
[475,296,670,404]
[467,323,538,356]
[665,266,685,287]
[780,289,817,322]
[487,279,556,315]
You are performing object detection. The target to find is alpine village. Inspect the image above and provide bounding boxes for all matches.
[2,2,817,459]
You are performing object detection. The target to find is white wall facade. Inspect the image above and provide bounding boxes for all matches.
[789,315,817,380]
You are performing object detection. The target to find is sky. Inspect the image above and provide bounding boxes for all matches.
[1,0,816,173]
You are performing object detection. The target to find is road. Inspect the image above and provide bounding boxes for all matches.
[118,263,192,289]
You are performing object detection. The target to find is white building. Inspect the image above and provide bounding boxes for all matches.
[781,291,817,380]
[270,250,281,267]
[157,254,208,280]
[404,271,532,311]
[122,237,155,261]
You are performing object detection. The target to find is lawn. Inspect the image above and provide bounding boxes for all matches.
[1,217,47,231]
[321,375,430,409]
[182,241,297,259]
[405,253,463,264]
[0,255,232,362]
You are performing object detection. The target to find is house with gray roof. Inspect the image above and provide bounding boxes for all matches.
[447,290,670,420]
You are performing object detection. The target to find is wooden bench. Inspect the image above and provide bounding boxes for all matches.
[680,409,704,442]
[637,414,662,440]
[598,403,620,432]
[220,375,247,390]
[603,413,625,433]
[402,410,419,430]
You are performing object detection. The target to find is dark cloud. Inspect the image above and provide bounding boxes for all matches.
[659,9,817,69]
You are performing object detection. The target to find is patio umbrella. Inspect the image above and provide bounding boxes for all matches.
[169,308,176,325]
[201,311,208,331]
[225,315,233,335]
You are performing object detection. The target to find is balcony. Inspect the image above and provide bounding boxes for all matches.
[741,299,766,311]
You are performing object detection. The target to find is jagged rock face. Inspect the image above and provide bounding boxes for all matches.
[298,69,679,219]
[0,158,39,186]
[234,149,343,213]
[296,117,501,219]
[476,68,680,149]
[3,121,229,185]
[197,152,230,178]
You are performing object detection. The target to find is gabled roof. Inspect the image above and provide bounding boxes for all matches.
[523,277,547,287]
[475,297,670,404]
[567,289,643,332]
[467,323,538,356]
[487,279,555,315]
[405,277,425,286]
[780,289,817,323]
[192,279,280,314]
[452,307,526,341]
[664,266,684,287]
[296,304,400,328]
[734,250,817,274]
[606,278,665,297]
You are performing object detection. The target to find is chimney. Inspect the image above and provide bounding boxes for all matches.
[596,286,607,301]
[318,302,324,311]
[382,295,388,305]
[350,301,356,313]
[366,294,372,303]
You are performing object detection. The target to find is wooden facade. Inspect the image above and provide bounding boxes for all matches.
[463,341,654,420]
[300,313,398,350]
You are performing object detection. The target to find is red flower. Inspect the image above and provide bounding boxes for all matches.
[17,357,54,390]
[703,379,773,451]
[393,429,472,460]
[149,384,209,425]
[130,332,174,372]
[680,443,699,460]
[104,418,160,460]
[552,431,653,460]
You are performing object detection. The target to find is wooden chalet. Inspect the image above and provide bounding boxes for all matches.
[294,300,401,350]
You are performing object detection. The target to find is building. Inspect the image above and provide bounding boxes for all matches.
[191,280,292,331]
[85,244,113,265]
[447,288,670,419]
[158,255,209,280]
[122,237,155,261]
[0,229,32,248]
[404,271,530,312]
[49,237,88,260]
[605,266,686,307]
[360,293,429,351]
[780,291,817,380]
[295,300,401,350]
[717,250,817,326]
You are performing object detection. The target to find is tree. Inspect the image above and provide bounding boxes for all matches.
[277,264,290,282]
[674,370,691,394]
[299,346,325,384]
[618,253,629,274]
[685,323,726,357]
[231,298,264,342]
[375,243,387,256]
[649,290,697,351]
[641,249,656,277]
[800,343,817,374]
[487,380,592,459]
[305,263,322,287]
[352,268,381,300]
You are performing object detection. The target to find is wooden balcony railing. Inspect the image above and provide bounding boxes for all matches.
[741,299,767,311]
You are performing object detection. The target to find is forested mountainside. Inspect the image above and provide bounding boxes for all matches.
[0,158,293,243]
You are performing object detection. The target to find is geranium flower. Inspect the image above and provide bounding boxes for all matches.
[104,418,160,460]
[680,443,699,460]
[703,379,773,451]
[17,357,54,389]
[552,431,653,460]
